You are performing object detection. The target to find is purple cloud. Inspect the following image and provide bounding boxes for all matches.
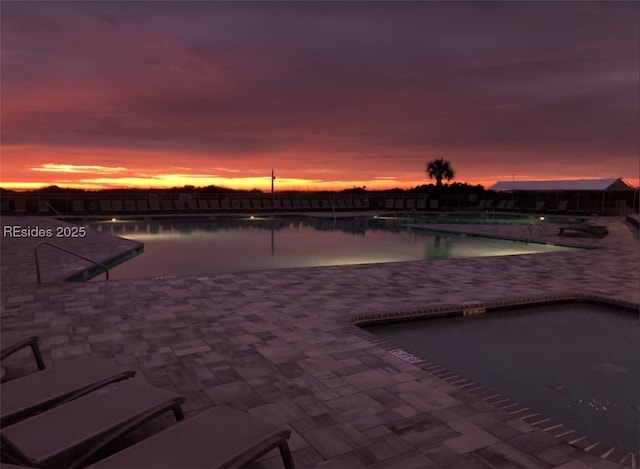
[1,1,638,185]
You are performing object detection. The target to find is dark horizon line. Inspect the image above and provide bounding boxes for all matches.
[0,182,487,195]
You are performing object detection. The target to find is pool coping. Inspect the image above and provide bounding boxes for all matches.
[344,293,639,467]
[64,243,145,282]
[401,224,601,250]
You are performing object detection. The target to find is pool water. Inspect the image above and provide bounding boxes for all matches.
[364,303,639,452]
[87,217,576,280]
[378,212,587,225]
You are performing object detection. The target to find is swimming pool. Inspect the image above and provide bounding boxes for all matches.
[363,301,639,453]
[87,217,577,280]
[377,212,587,225]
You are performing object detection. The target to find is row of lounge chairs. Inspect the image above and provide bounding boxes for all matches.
[381,198,547,212]
[475,199,516,210]
[383,198,438,210]
[474,200,579,213]
[49,198,370,214]
[1,334,295,468]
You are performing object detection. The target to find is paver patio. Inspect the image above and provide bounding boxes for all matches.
[1,213,637,468]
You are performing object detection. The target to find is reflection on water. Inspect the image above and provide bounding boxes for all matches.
[94,216,401,237]
[87,217,575,279]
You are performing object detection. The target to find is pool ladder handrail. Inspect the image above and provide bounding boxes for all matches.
[516,224,544,244]
[47,202,62,217]
[399,208,418,218]
[34,241,109,285]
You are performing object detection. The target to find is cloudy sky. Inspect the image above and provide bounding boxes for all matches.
[1,1,638,191]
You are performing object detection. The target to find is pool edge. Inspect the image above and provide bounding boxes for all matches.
[345,294,639,467]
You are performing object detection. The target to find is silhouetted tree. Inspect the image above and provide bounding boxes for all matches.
[426,157,455,189]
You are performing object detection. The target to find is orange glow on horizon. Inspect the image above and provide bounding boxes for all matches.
[0,176,432,193]
[1,145,637,192]
[3,174,637,193]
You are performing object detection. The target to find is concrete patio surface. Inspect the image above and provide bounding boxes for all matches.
[1,213,638,468]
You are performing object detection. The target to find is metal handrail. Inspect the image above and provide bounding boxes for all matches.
[34,241,109,285]
[516,225,533,244]
[516,224,545,244]
[47,202,62,217]
[399,208,418,218]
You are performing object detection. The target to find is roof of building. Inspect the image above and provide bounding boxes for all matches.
[488,178,635,192]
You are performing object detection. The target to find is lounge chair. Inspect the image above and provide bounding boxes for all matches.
[137,200,150,212]
[1,357,135,426]
[99,200,112,213]
[1,377,184,468]
[149,199,161,211]
[37,201,51,214]
[552,200,569,212]
[1,406,295,469]
[13,199,27,213]
[558,221,609,238]
[124,200,136,212]
[159,199,173,211]
[89,405,295,469]
[72,200,86,213]
[112,200,124,213]
[1,333,45,373]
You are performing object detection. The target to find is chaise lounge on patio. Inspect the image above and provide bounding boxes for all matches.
[1,333,46,374]
[88,405,295,469]
[1,377,184,468]
[1,379,294,469]
[558,221,609,238]
[1,357,135,426]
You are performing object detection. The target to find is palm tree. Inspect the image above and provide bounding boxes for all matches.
[426,157,455,189]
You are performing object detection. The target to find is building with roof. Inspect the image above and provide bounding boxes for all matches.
[488,178,637,215]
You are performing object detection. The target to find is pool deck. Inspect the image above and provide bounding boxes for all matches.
[1,214,638,468]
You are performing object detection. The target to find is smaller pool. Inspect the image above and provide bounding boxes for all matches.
[86,217,577,279]
[364,302,639,453]
[377,212,587,225]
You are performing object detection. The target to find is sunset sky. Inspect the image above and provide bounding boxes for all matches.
[1,1,638,192]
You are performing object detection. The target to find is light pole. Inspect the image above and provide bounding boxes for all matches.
[271,169,276,195]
